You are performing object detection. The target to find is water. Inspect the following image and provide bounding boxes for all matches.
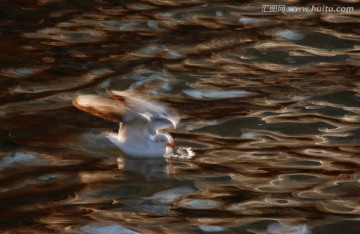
[0,0,359,233]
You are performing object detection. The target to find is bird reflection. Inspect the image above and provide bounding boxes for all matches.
[117,157,169,180]
[116,146,196,180]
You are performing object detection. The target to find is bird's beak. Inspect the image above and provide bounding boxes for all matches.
[167,142,176,148]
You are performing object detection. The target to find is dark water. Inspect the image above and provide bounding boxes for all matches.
[1,0,360,233]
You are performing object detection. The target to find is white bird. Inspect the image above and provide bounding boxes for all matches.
[73,90,179,158]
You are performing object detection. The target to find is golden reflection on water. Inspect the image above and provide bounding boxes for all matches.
[0,0,360,233]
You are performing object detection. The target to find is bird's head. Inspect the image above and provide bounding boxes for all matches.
[154,134,176,148]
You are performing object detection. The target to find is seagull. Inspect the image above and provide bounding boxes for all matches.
[73,90,179,158]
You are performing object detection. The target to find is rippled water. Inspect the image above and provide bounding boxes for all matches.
[1,0,360,233]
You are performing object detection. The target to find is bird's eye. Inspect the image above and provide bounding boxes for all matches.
[156,138,165,143]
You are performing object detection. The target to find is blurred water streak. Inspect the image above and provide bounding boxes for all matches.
[0,0,359,233]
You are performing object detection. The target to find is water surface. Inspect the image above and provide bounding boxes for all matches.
[0,0,359,233]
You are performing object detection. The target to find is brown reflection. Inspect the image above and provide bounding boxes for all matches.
[1,0,360,233]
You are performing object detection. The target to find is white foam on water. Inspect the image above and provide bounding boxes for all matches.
[133,44,184,59]
[178,198,223,209]
[216,10,223,17]
[164,48,184,59]
[0,152,43,169]
[9,68,36,77]
[199,225,227,232]
[267,222,311,234]
[241,132,259,139]
[136,44,162,55]
[38,173,58,181]
[272,29,304,40]
[150,186,197,204]
[80,223,141,234]
[147,20,160,29]
[166,147,195,160]
[102,21,139,32]
[183,89,257,99]
[226,203,243,212]
[239,17,257,24]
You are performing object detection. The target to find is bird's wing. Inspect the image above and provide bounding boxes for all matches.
[117,114,151,144]
[108,90,180,132]
[73,93,150,142]
[108,90,164,114]
[73,94,126,122]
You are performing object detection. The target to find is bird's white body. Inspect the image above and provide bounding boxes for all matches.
[105,132,173,158]
[73,90,178,158]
